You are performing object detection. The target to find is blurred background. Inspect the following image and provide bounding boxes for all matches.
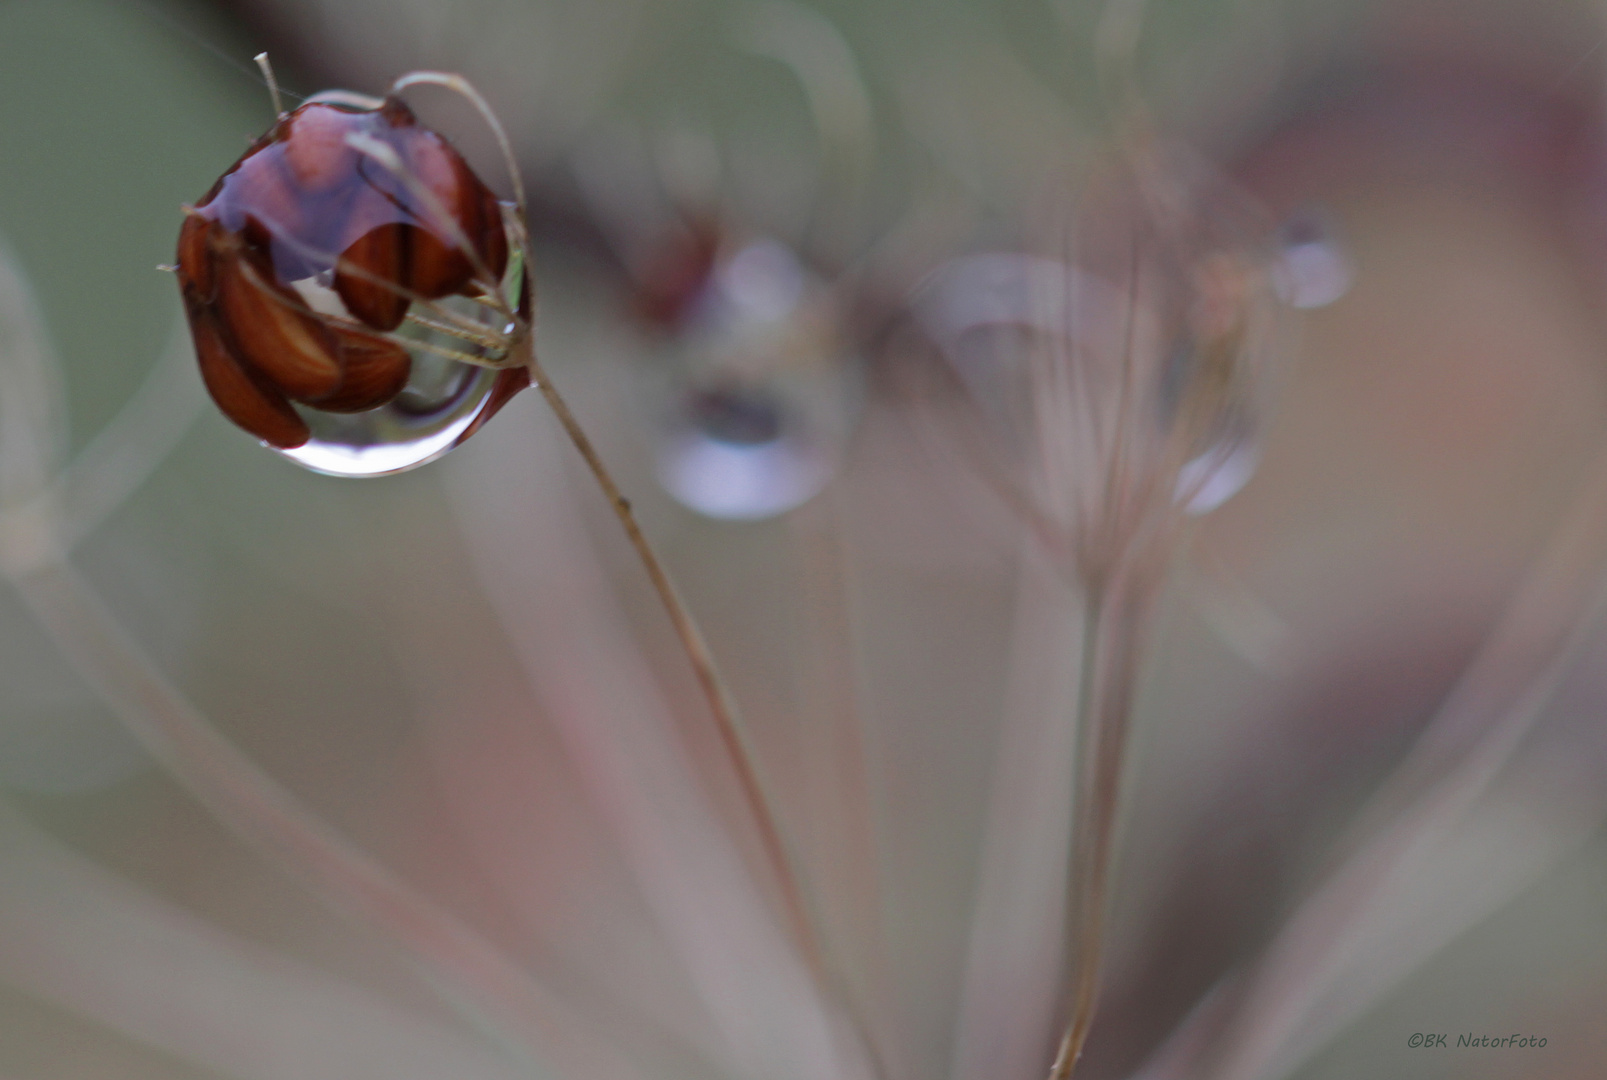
[2,0,1607,1077]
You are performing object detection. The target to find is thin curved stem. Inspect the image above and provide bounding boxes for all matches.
[390,71,529,223]
[252,53,285,118]
[1049,572,1156,1080]
[520,345,829,994]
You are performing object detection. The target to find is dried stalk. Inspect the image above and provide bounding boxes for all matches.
[1042,111,1275,1080]
[392,59,831,985]
[1049,567,1159,1080]
[446,406,863,1080]
[395,65,831,1010]
[521,344,829,996]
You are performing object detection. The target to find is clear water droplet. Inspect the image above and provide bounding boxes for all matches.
[275,232,531,477]
[281,357,528,477]
[1272,206,1352,309]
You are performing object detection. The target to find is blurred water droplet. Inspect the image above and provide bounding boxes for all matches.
[916,151,1288,536]
[917,253,1076,343]
[1178,438,1259,514]
[686,385,784,445]
[657,385,835,520]
[646,237,856,520]
[1272,207,1352,309]
[920,240,1277,518]
[915,253,1124,454]
[714,239,806,324]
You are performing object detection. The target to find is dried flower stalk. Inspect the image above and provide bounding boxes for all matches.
[1034,147,1284,1079]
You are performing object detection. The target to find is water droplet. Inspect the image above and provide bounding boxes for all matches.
[275,237,531,477]
[919,239,1278,519]
[1272,206,1352,309]
[655,383,836,520]
[280,356,528,477]
[685,385,784,445]
[915,150,1290,533]
[914,253,1126,456]
[712,239,806,324]
[643,238,857,520]
[916,253,1077,343]
[1178,437,1259,515]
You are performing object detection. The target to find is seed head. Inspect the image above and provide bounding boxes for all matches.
[176,93,521,449]
[916,146,1287,587]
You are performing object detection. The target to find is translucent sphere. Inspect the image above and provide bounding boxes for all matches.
[643,239,858,521]
[278,275,531,478]
[174,95,532,477]
[655,382,841,520]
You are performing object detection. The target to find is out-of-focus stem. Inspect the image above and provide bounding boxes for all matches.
[1049,571,1155,1080]
[9,558,649,1080]
[521,345,829,995]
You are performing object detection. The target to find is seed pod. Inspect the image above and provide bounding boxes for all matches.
[335,223,410,331]
[186,303,311,449]
[216,249,343,401]
[175,212,218,303]
[176,89,518,452]
[318,328,412,413]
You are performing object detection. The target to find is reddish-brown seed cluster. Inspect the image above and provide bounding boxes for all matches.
[176,98,510,449]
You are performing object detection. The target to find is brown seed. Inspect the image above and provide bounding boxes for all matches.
[329,150,415,325]
[443,152,508,285]
[218,252,343,401]
[405,226,474,300]
[188,305,310,449]
[317,328,413,412]
[175,211,218,304]
[395,124,489,297]
[335,223,411,331]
